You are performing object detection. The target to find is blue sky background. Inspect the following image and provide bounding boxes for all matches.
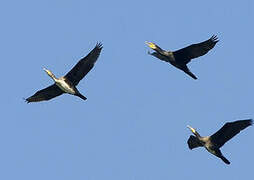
[1,0,254,179]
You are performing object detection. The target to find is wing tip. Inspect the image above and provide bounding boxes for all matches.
[237,119,253,126]
[96,42,103,50]
[211,35,219,43]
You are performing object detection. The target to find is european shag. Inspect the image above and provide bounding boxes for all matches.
[26,43,103,103]
[146,35,219,79]
[187,119,252,164]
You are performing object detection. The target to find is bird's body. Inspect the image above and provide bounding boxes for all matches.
[146,35,219,79]
[55,77,76,95]
[187,119,252,164]
[26,43,103,103]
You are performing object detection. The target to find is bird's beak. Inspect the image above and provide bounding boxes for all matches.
[187,125,196,134]
[145,41,156,49]
[43,67,51,76]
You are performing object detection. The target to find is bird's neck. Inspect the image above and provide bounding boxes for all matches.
[194,131,201,138]
[48,72,57,82]
[155,46,164,54]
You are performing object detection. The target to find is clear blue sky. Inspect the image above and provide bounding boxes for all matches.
[1,0,254,179]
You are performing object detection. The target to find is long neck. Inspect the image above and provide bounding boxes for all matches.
[193,130,201,138]
[151,52,167,61]
[155,47,175,61]
[154,45,164,54]
[48,72,57,82]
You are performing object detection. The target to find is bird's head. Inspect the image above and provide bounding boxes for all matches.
[187,125,197,134]
[43,67,56,80]
[145,41,158,50]
[43,68,52,76]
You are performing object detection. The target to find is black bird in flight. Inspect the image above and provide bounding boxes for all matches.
[26,43,103,103]
[187,119,252,164]
[146,35,219,79]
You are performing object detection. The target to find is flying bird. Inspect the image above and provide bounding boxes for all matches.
[26,43,103,103]
[187,119,252,164]
[146,35,219,79]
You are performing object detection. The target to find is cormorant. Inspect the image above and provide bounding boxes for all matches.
[146,35,219,79]
[26,43,103,103]
[187,119,252,164]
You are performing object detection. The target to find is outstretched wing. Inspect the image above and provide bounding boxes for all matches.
[210,119,252,148]
[65,43,103,86]
[187,135,203,149]
[26,84,63,103]
[173,35,219,62]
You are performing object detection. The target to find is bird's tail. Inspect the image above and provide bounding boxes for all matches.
[220,155,230,165]
[183,69,197,80]
[76,93,87,101]
[181,65,198,80]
